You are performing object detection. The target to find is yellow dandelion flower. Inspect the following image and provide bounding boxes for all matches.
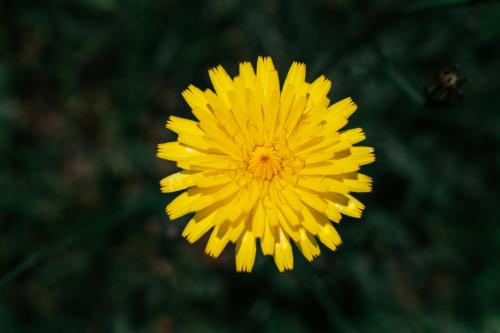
[158,57,375,272]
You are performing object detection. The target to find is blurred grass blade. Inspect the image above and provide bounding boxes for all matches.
[373,45,425,106]
[383,61,425,106]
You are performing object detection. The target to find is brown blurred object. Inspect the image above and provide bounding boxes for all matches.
[424,65,465,107]
[154,314,173,333]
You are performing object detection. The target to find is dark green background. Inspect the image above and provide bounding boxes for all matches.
[1,0,500,332]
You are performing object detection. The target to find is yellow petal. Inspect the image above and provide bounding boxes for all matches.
[206,220,231,258]
[299,161,360,176]
[203,89,239,136]
[292,187,327,213]
[325,204,342,223]
[191,106,216,125]
[318,223,342,251]
[166,191,200,220]
[276,208,300,242]
[274,228,294,272]
[266,204,279,227]
[177,132,214,152]
[227,215,246,242]
[195,172,234,188]
[166,116,203,136]
[283,61,306,88]
[166,184,239,220]
[293,134,340,157]
[349,146,376,166]
[235,231,257,272]
[227,87,250,138]
[284,95,307,136]
[339,128,366,145]
[276,201,300,227]
[245,89,265,139]
[307,76,331,108]
[298,228,320,261]
[300,205,323,235]
[327,97,357,119]
[159,171,233,193]
[239,61,256,87]
[278,183,304,209]
[212,192,244,225]
[325,193,366,218]
[262,90,280,143]
[297,176,350,194]
[160,171,197,193]
[208,65,234,105]
[342,173,373,193]
[260,222,276,255]
[182,207,217,243]
[177,155,244,171]
[256,56,277,93]
[297,176,327,192]
[157,142,202,161]
[251,201,266,238]
[182,85,209,110]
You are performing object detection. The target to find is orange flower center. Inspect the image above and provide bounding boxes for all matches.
[248,146,282,180]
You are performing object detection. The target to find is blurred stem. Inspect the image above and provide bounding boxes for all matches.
[383,62,425,106]
[0,195,161,290]
[373,45,425,106]
[295,259,358,333]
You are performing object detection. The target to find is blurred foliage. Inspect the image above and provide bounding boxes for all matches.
[1,0,500,332]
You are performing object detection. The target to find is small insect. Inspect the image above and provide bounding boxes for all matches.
[424,65,465,107]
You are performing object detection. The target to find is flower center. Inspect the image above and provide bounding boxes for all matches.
[248,146,282,180]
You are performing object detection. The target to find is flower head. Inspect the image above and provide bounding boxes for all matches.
[158,57,375,272]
